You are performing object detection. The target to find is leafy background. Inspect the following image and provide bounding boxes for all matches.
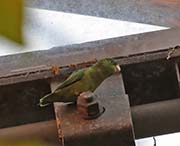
[0,0,23,43]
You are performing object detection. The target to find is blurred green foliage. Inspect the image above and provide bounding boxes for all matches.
[0,140,53,146]
[0,0,23,43]
[0,4,54,146]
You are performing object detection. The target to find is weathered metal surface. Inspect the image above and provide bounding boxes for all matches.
[77,91,105,120]
[0,79,55,128]
[0,28,180,86]
[2,98,180,141]
[122,59,180,106]
[54,74,135,146]
[175,62,180,91]
[132,98,180,139]
[0,120,59,144]
[26,0,180,27]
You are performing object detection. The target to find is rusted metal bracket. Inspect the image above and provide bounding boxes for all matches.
[52,74,135,146]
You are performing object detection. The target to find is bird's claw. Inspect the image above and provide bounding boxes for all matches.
[37,102,51,107]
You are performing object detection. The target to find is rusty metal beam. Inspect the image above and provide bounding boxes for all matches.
[0,28,180,86]
[0,120,59,144]
[132,98,180,139]
[26,0,180,27]
[1,98,180,143]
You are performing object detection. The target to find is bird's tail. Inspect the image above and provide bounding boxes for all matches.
[39,93,56,107]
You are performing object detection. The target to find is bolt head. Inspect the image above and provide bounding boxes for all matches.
[78,91,95,103]
[77,101,100,117]
[77,91,103,119]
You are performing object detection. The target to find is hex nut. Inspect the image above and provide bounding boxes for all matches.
[77,91,104,119]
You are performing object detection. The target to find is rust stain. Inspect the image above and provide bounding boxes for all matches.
[167,19,180,27]
[150,0,180,6]
[53,75,134,146]
[52,65,60,75]
[80,58,97,67]
[69,58,97,69]
[55,108,65,146]
[69,64,77,68]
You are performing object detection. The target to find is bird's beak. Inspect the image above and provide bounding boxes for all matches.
[114,64,121,73]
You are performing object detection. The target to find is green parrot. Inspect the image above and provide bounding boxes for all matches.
[39,58,121,107]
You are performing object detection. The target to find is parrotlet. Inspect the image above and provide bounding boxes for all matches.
[39,58,120,107]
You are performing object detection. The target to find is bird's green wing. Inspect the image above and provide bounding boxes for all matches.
[55,69,84,91]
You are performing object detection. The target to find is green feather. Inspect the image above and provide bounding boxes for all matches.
[55,69,84,90]
[39,58,119,107]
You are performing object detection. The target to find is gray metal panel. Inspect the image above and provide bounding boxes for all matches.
[0,28,180,86]
[26,0,180,27]
[132,98,180,139]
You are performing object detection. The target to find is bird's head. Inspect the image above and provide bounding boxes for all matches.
[95,58,121,75]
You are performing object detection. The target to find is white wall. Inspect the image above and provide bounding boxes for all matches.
[0,8,166,56]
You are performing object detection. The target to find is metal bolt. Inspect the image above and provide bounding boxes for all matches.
[77,91,105,119]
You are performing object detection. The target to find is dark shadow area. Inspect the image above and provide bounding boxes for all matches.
[122,59,180,106]
[0,79,55,128]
